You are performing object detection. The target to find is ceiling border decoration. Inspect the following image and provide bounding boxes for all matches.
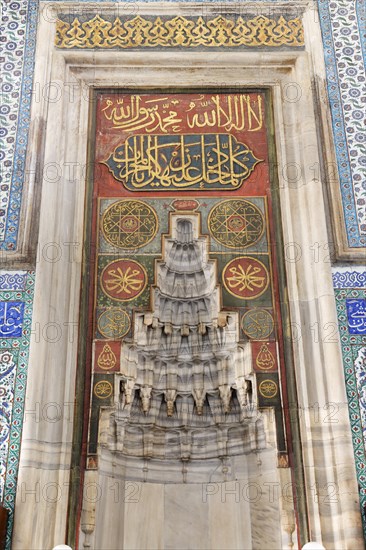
[55,15,304,49]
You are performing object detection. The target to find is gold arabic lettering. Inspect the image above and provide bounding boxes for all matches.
[103,133,262,190]
[226,264,266,292]
[187,94,263,131]
[102,95,182,132]
[105,266,144,295]
[97,344,117,370]
[102,94,262,132]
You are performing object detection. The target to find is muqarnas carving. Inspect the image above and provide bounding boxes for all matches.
[104,213,266,469]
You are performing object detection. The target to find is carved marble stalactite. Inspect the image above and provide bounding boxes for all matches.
[105,214,266,478]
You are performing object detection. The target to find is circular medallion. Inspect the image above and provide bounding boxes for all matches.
[241,309,274,340]
[102,200,158,249]
[97,308,130,339]
[101,259,147,302]
[222,256,269,300]
[94,380,113,399]
[258,379,278,399]
[208,199,264,249]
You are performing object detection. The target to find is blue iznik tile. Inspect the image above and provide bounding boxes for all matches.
[346,299,366,335]
[0,302,25,338]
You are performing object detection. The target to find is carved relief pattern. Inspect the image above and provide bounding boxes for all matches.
[89,90,285,480]
[0,0,364,546]
[55,15,304,49]
[105,216,264,465]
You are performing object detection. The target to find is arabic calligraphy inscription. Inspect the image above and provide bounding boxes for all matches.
[223,257,269,299]
[346,299,366,334]
[94,341,120,372]
[102,94,263,133]
[97,308,130,339]
[241,309,274,340]
[104,134,262,191]
[258,379,278,399]
[101,259,147,301]
[0,302,25,338]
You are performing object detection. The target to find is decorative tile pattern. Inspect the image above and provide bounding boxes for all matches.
[0,271,35,549]
[332,268,366,288]
[0,0,38,250]
[354,347,366,451]
[334,271,366,537]
[0,351,16,499]
[318,0,366,247]
[0,272,27,291]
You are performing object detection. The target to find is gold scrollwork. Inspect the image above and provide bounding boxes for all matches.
[55,15,304,49]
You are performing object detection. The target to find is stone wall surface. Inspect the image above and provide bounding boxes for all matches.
[0,0,365,547]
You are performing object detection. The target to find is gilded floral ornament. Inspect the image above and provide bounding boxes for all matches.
[55,15,304,49]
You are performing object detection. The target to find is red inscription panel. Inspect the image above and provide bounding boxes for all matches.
[95,92,269,197]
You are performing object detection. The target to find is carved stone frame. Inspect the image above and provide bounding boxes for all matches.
[13,3,363,549]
